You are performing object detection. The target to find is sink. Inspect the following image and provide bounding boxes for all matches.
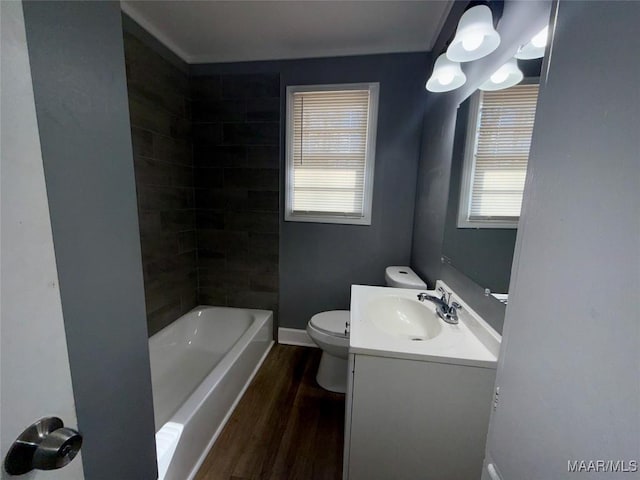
[350,285,501,367]
[365,296,443,340]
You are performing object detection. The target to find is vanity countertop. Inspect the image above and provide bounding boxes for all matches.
[349,284,501,368]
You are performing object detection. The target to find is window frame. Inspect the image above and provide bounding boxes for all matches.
[457,79,539,229]
[284,82,379,225]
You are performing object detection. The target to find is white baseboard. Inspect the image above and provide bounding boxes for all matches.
[278,327,317,348]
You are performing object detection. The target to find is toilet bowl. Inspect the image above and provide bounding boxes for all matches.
[307,266,426,393]
[306,310,350,393]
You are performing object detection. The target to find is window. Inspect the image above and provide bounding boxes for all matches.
[285,83,379,225]
[458,82,539,228]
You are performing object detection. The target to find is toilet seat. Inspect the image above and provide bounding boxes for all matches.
[309,310,350,338]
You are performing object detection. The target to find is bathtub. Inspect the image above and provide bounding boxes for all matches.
[149,306,274,480]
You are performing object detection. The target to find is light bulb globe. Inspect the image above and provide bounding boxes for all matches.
[426,54,466,92]
[446,5,501,62]
[480,58,523,91]
[438,71,455,86]
[462,33,484,52]
[531,26,549,48]
[515,25,549,60]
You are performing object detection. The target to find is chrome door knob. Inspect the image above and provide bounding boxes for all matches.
[4,417,82,475]
[32,426,82,470]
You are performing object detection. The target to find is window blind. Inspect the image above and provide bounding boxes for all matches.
[469,83,539,221]
[290,89,371,218]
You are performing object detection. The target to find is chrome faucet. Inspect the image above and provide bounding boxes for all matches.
[417,287,462,325]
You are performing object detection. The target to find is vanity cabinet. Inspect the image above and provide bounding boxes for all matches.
[343,353,496,480]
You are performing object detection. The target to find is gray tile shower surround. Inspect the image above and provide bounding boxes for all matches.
[125,31,280,334]
[192,74,280,316]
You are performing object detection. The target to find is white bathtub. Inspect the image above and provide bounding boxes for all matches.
[149,306,274,480]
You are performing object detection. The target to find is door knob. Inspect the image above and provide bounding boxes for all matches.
[4,417,82,475]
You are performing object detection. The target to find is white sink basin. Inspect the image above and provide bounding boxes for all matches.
[365,296,443,340]
[350,285,501,367]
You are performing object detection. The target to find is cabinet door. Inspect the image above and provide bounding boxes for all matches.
[348,355,495,480]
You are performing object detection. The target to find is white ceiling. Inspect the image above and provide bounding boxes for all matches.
[120,1,453,64]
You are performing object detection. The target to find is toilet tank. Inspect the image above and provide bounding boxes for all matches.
[384,266,427,289]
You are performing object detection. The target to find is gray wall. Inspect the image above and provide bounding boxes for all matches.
[483,1,640,477]
[411,1,551,332]
[191,73,280,313]
[193,53,430,330]
[123,27,198,336]
[412,94,460,288]
[22,2,157,478]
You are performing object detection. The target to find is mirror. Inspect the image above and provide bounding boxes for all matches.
[441,57,544,302]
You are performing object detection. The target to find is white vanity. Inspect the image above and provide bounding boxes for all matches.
[343,282,501,480]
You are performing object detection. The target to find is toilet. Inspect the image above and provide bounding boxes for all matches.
[306,266,427,393]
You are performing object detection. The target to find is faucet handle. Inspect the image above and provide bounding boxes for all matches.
[451,301,462,310]
[437,286,451,305]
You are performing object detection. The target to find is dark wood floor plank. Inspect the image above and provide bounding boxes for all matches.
[197,346,304,480]
[267,352,323,480]
[232,347,309,479]
[195,346,299,480]
[195,345,344,480]
[314,389,345,480]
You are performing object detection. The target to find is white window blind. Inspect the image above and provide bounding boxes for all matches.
[459,83,539,228]
[286,84,378,225]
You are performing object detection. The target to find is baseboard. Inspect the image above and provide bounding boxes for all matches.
[278,327,317,348]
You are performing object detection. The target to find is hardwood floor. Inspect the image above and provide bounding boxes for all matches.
[195,345,345,480]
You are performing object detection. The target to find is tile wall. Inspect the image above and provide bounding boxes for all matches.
[124,32,197,335]
[191,74,280,314]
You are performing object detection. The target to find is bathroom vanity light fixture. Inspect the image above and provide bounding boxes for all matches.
[426,54,467,92]
[515,26,549,60]
[446,4,501,62]
[479,57,523,91]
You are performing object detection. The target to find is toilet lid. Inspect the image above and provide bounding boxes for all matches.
[310,310,350,338]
